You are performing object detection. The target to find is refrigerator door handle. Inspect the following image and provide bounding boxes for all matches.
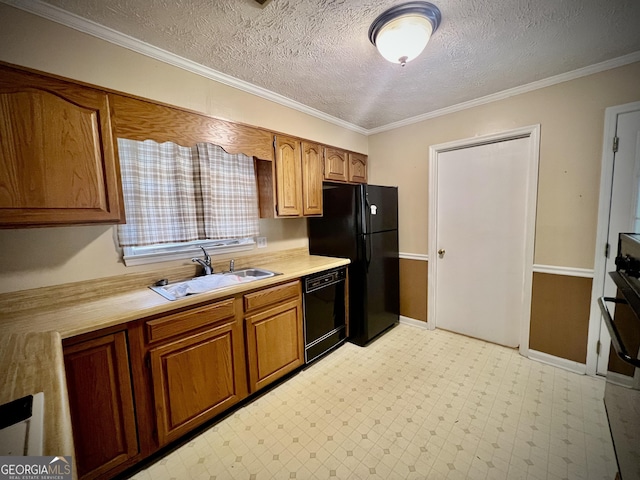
[364,234,372,270]
[361,186,370,235]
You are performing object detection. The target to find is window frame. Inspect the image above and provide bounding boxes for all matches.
[121,237,256,266]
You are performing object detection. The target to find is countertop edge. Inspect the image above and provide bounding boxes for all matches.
[0,254,349,478]
[0,331,76,476]
[2,255,350,339]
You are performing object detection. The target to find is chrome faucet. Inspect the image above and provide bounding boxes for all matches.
[229,259,235,273]
[192,246,213,275]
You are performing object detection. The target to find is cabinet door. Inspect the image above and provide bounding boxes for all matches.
[301,141,323,216]
[64,332,138,480]
[348,153,368,183]
[149,320,247,445]
[0,65,124,226]
[324,147,348,182]
[245,298,304,392]
[275,135,303,216]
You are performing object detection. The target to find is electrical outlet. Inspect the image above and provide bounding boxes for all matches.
[257,237,267,248]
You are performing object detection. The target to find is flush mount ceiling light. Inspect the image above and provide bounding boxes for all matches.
[368,1,442,67]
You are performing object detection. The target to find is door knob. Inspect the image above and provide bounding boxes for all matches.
[438,249,445,256]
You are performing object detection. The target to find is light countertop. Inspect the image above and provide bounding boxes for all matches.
[0,332,75,463]
[0,253,349,339]
[0,252,348,473]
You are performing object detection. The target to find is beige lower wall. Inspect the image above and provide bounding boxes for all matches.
[398,265,594,363]
[0,5,368,294]
[399,258,428,322]
[529,273,593,363]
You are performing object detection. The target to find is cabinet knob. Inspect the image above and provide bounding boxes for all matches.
[437,249,445,256]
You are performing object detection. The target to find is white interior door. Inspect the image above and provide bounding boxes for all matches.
[595,109,640,374]
[430,133,536,348]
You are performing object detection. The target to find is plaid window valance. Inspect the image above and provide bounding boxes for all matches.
[117,139,260,247]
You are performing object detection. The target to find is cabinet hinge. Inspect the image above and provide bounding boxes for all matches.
[605,242,610,258]
[145,355,151,370]
[596,340,601,355]
[613,136,619,153]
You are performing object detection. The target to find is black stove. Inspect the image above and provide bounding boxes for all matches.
[599,233,640,480]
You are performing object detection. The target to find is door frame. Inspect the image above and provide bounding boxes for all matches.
[586,100,640,376]
[427,125,541,357]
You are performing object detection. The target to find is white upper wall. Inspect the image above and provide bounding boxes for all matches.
[0,4,365,293]
[368,62,640,268]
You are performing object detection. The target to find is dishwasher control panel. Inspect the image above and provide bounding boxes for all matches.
[305,267,346,293]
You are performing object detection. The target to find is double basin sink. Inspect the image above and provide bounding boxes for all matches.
[150,268,281,301]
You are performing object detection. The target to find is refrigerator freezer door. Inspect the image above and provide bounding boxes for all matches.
[308,183,359,259]
[363,185,399,234]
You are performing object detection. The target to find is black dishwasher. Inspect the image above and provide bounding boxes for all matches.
[303,267,347,364]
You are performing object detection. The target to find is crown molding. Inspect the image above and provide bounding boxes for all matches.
[2,0,369,136]
[5,0,639,137]
[367,50,640,135]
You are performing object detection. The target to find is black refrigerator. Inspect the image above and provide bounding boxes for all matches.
[308,183,399,346]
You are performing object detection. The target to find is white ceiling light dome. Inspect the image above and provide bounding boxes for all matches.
[368,2,442,67]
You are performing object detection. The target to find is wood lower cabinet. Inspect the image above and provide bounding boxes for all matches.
[63,282,306,478]
[0,63,124,227]
[63,332,138,480]
[145,298,247,446]
[244,281,304,392]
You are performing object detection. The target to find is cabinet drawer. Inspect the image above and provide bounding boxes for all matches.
[244,280,300,312]
[146,298,236,343]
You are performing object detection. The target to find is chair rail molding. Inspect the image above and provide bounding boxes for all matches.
[399,253,429,261]
[532,264,594,278]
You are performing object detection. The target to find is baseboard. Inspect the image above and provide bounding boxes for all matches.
[399,316,429,329]
[527,349,587,375]
[605,371,634,387]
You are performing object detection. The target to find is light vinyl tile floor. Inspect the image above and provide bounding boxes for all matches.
[130,324,617,480]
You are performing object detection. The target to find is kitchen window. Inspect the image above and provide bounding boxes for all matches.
[117,139,260,266]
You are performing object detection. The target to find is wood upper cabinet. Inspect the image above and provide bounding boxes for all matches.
[324,147,348,182]
[244,281,304,392]
[63,331,138,480]
[348,152,368,183]
[109,93,274,160]
[0,64,124,227]
[274,135,303,216]
[301,141,323,215]
[146,298,247,446]
[273,136,323,217]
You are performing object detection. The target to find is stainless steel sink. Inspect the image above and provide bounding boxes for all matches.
[150,268,281,301]
[227,267,278,278]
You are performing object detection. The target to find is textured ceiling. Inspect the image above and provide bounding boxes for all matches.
[30,0,640,130]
